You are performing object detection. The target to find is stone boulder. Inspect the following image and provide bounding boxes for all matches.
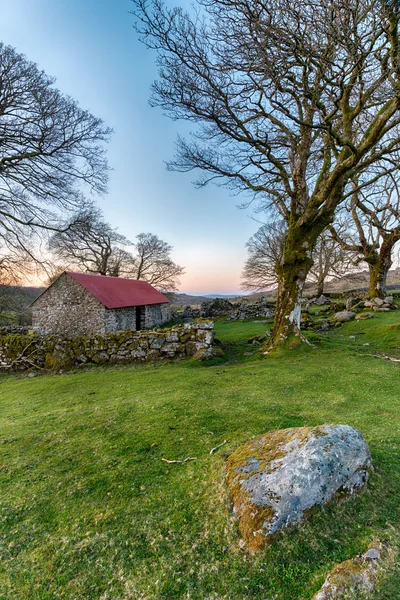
[226,425,372,552]
[333,311,356,322]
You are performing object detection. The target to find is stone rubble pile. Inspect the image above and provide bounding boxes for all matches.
[227,298,275,321]
[180,297,276,321]
[200,298,235,317]
[364,295,396,311]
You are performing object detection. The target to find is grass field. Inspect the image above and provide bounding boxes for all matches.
[1,314,400,599]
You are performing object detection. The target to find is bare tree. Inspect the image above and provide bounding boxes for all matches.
[0,43,111,271]
[241,221,285,291]
[242,222,355,295]
[130,232,184,291]
[49,213,185,291]
[308,230,358,296]
[330,177,400,298]
[48,207,131,276]
[132,0,400,349]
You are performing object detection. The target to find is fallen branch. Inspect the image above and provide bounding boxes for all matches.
[210,440,227,455]
[365,353,400,363]
[161,457,197,464]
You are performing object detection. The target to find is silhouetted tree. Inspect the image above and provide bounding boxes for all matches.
[49,208,130,276]
[0,43,111,271]
[130,232,185,291]
[49,211,185,290]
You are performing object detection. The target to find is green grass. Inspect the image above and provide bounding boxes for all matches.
[1,315,400,599]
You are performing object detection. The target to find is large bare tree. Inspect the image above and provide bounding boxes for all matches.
[132,0,400,349]
[0,43,111,269]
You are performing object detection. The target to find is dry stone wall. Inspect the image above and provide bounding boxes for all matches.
[0,321,214,372]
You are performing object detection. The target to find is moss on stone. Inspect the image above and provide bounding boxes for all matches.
[226,426,331,552]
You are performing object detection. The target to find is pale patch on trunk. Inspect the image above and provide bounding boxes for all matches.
[287,281,304,331]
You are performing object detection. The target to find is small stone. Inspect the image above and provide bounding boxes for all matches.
[362,548,381,561]
[333,311,356,322]
[372,297,384,306]
[345,297,354,310]
[355,312,374,320]
[385,296,394,304]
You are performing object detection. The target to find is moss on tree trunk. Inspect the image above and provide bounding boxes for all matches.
[368,240,393,299]
[266,224,316,351]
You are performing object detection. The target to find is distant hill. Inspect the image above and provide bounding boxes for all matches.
[203,294,243,299]
[0,284,44,325]
[237,268,400,303]
[170,293,208,306]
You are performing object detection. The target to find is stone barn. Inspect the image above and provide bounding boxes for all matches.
[32,271,171,336]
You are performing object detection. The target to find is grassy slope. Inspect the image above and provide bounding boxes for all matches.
[1,315,400,599]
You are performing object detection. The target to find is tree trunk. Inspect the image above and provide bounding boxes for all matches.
[267,226,315,351]
[316,278,324,297]
[368,240,393,298]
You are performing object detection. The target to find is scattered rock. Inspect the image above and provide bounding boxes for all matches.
[312,542,388,599]
[247,333,270,345]
[192,348,213,361]
[355,312,374,321]
[345,297,354,310]
[333,311,356,322]
[314,319,334,332]
[212,346,225,357]
[308,295,332,306]
[226,424,372,552]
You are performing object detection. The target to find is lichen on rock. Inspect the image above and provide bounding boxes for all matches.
[226,425,372,552]
[312,541,392,599]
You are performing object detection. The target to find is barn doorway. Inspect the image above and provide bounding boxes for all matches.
[136,306,142,331]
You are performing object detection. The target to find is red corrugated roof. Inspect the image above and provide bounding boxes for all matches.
[66,271,170,309]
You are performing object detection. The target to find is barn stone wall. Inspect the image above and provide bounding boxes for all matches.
[104,307,137,332]
[32,273,171,336]
[32,273,105,336]
[143,303,171,328]
[0,321,215,371]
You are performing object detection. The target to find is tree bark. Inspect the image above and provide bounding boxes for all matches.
[267,225,315,350]
[316,279,324,297]
[368,239,393,298]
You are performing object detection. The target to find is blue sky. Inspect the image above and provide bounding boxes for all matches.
[1,0,260,294]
